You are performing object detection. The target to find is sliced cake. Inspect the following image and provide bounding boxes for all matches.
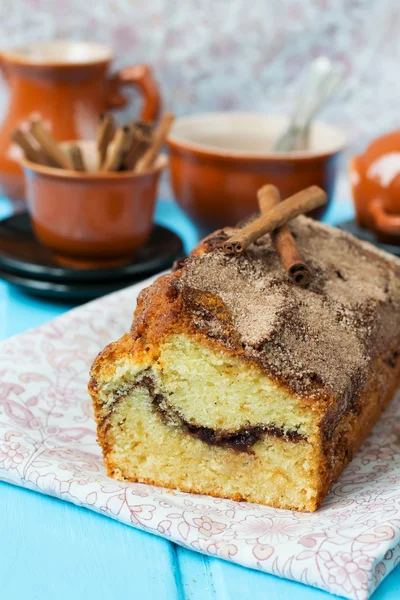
[89,216,400,511]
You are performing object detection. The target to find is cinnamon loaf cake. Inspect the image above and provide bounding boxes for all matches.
[89,216,400,512]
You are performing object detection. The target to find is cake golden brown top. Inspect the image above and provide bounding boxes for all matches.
[164,216,400,404]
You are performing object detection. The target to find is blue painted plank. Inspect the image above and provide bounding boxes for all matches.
[206,557,333,600]
[176,542,400,599]
[323,193,354,225]
[155,200,200,254]
[0,481,182,600]
[3,284,72,338]
[176,546,333,600]
[176,548,218,600]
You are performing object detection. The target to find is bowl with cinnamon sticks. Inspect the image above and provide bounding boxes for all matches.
[13,113,173,268]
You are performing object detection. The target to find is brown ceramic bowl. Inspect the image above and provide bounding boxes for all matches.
[21,141,167,268]
[168,113,346,233]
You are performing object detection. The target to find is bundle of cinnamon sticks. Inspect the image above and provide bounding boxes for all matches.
[222,184,327,286]
[11,112,174,174]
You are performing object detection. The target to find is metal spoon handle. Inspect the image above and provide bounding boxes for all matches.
[309,71,343,119]
[274,57,343,152]
[290,57,335,130]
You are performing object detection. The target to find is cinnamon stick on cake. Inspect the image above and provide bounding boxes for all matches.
[258,185,311,286]
[89,207,400,512]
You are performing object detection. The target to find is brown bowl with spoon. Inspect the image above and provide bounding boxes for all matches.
[168,57,345,233]
[15,113,173,268]
[168,112,346,234]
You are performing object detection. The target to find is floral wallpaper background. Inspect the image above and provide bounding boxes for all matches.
[0,0,399,199]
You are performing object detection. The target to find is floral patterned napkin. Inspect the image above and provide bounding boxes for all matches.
[1,274,400,600]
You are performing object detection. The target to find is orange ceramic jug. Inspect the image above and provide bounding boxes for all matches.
[0,41,162,201]
[350,131,400,244]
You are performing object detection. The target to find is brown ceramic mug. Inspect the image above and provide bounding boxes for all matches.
[21,141,167,269]
[168,113,346,233]
[0,40,162,201]
[350,131,400,244]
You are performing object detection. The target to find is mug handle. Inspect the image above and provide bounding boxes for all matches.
[369,197,400,235]
[106,64,162,122]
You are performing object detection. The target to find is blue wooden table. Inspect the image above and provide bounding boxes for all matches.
[1,196,399,600]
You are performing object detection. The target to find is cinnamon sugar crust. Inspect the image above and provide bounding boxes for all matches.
[175,216,400,401]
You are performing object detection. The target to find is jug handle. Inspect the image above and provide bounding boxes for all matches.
[0,52,8,81]
[369,197,400,235]
[106,64,162,122]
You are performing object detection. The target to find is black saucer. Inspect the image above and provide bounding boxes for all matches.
[0,212,184,281]
[0,213,184,300]
[338,219,400,257]
[0,267,151,300]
